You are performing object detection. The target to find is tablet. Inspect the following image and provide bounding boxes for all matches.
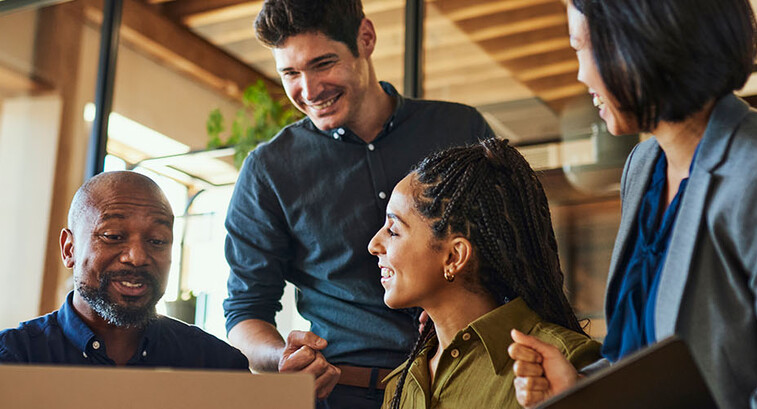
[538,336,718,409]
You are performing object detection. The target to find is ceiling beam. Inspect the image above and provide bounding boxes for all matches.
[179,0,407,28]
[82,0,283,101]
[436,0,558,21]
[0,64,49,97]
[160,0,257,21]
[455,2,566,31]
[178,1,263,27]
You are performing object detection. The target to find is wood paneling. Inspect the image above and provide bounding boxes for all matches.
[84,0,281,101]
[141,0,583,121]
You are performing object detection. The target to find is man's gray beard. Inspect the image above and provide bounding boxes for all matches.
[77,271,160,329]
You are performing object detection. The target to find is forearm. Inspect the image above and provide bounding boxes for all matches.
[228,319,286,372]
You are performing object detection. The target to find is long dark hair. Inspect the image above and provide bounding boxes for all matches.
[571,0,757,131]
[390,138,584,409]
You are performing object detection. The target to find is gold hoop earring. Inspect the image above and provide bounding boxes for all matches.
[444,271,455,282]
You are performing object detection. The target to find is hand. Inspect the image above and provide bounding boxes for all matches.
[418,310,429,334]
[278,331,341,400]
[508,329,579,408]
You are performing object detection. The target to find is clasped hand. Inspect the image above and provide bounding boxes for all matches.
[508,329,580,408]
[279,330,341,400]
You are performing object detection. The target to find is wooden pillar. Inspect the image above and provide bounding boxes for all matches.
[35,1,87,314]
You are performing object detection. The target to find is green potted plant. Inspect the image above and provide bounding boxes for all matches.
[206,79,301,168]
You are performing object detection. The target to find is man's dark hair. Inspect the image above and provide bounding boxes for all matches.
[572,0,757,131]
[255,0,366,56]
[389,138,586,409]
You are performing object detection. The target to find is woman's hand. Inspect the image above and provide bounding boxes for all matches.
[508,329,580,408]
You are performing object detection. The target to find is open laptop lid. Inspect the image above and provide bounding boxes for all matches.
[537,336,718,409]
[0,364,314,409]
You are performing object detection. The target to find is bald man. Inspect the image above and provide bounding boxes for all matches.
[0,171,248,369]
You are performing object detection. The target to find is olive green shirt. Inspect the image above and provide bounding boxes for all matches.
[381,298,601,409]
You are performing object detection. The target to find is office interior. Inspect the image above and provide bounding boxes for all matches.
[1,0,756,344]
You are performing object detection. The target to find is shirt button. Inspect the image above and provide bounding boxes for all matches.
[367,144,375,151]
[332,132,340,140]
[462,333,471,341]
[378,191,387,199]
[450,349,460,358]
[82,352,88,358]
[92,341,101,350]
[142,350,148,357]
[337,128,345,135]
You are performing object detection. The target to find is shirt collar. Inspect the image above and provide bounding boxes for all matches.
[381,297,541,383]
[58,291,98,353]
[308,81,406,143]
[468,297,541,375]
[58,290,160,360]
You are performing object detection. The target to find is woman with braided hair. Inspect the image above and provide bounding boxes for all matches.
[367,137,600,409]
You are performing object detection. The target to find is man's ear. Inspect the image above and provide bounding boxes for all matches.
[444,237,473,276]
[356,18,377,57]
[60,228,75,269]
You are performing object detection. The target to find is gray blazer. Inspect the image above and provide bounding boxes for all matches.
[603,94,757,409]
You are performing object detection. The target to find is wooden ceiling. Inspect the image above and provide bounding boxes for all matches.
[140,0,584,143]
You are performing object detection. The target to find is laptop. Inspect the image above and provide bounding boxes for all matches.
[0,364,314,409]
[538,336,718,409]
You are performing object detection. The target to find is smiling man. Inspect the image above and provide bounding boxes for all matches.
[222,1,494,408]
[0,171,248,370]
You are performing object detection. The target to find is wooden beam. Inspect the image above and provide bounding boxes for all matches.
[181,1,262,27]
[500,48,576,71]
[455,2,567,31]
[516,60,577,81]
[0,64,48,97]
[161,0,257,22]
[539,83,586,101]
[36,1,86,315]
[82,0,283,101]
[522,72,579,93]
[436,0,558,22]
[478,25,568,55]
[189,14,255,45]
[180,0,406,28]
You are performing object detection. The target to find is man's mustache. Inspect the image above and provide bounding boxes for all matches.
[99,270,158,288]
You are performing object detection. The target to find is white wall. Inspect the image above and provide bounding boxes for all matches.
[0,95,62,329]
[0,12,247,328]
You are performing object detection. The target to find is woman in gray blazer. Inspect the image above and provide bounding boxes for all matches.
[507,1,757,408]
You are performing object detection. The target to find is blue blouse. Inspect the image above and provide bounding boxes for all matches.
[602,149,695,362]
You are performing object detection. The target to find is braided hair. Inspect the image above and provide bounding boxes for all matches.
[389,138,584,409]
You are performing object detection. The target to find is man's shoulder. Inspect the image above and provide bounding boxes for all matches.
[0,312,60,361]
[404,97,481,118]
[239,117,319,171]
[252,117,314,156]
[399,98,490,142]
[1,312,59,339]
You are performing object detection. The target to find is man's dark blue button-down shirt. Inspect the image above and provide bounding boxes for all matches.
[0,292,249,370]
[223,82,494,369]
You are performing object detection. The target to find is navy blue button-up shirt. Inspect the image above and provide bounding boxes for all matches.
[223,82,494,368]
[0,292,249,370]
